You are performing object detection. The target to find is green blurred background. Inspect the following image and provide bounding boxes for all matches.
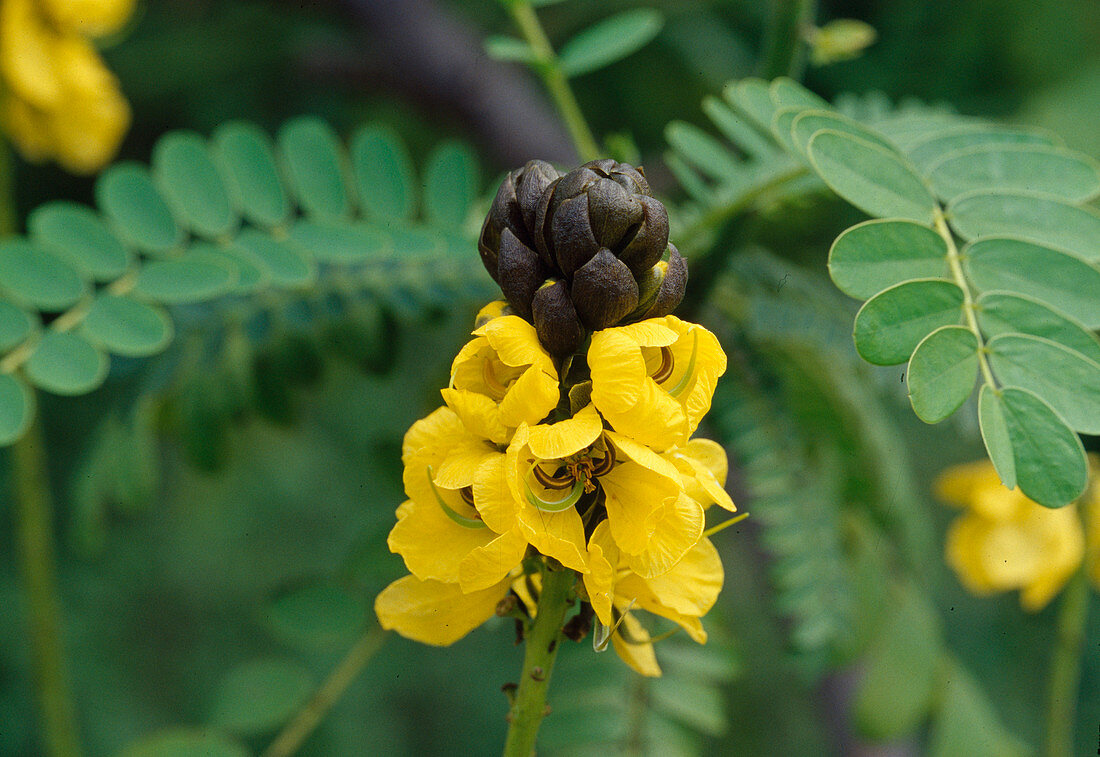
[2,1,1100,755]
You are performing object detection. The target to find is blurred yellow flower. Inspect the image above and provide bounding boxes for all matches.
[441,315,559,444]
[0,0,131,174]
[589,315,726,451]
[936,458,1100,611]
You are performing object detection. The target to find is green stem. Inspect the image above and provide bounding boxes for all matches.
[12,418,82,757]
[502,564,575,757]
[506,1,601,162]
[262,627,389,757]
[935,210,996,389]
[1044,566,1089,757]
[758,0,817,80]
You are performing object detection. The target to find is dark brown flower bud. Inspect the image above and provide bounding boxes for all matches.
[531,279,583,358]
[629,245,688,321]
[478,161,563,282]
[571,248,640,330]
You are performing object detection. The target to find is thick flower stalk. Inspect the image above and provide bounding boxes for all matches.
[0,0,133,173]
[375,158,734,754]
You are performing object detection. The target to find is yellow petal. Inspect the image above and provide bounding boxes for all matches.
[475,300,510,328]
[498,365,559,430]
[46,82,130,174]
[460,528,529,592]
[934,460,1005,508]
[681,437,729,486]
[2,97,51,163]
[1,0,63,107]
[477,315,553,374]
[41,0,135,37]
[434,435,497,489]
[374,574,510,646]
[473,454,519,534]
[622,536,723,617]
[526,405,604,460]
[664,445,735,512]
[441,387,509,443]
[666,318,726,438]
[402,406,466,464]
[515,502,589,573]
[589,327,651,416]
[601,461,681,555]
[607,430,682,482]
[624,492,705,579]
[584,521,619,626]
[610,613,662,677]
[945,516,998,595]
[387,497,496,583]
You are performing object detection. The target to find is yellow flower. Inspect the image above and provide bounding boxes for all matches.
[663,437,736,512]
[936,460,1084,611]
[374,573,515,647]
[389,407,527,593]
[441,315,559,444]
[583,521,724,676]
[588,316,726,451]
[0,0,131,174]
[474,299,513,328]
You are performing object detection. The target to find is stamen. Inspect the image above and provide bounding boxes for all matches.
[481,359,510,400]
[590,441,616,477]
[666,330,699,398]
[524,463,585,512]
[532,463,575,490]
[426,466,487,529]
[594,599,638,651]
[567,458,598,493]
[461,486,475,505]
[651,346,674,383]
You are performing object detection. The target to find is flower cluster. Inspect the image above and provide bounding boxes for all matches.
[936,457,1100,611]
[1,0,132,173]
[376,159,733,675]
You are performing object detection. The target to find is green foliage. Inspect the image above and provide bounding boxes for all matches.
[0,118,491,450]
[670,75,1100,506]
[556,9,665,78]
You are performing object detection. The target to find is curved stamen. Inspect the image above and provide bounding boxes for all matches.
[482,358,510,400]
[532,463,575,490]
[524,462,585,512]
[460,486,475,505]
[651,346,674,384]
[666,330,699,398]
[590,440,617,477]
[426,466,487,529]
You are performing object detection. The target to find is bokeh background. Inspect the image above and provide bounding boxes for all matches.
[2,0,1100,754]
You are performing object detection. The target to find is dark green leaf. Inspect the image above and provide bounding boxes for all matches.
[25,331,108,395]
[96,163,183,255]
[853,279,964,365]
[153,131,237,239]
[211,121,291,228]
[28,202,130,280]
[134,258,234,303]
[828,219,948,299]
[0,373,34,445]
[976,292,1100,364]
[979,384,1015,490]
[423,141,479,227]
[987,334,1100,434]
[278,117,351,220]
[992,387,1087,506]
[964,237,1100,327]
[350,124,417,221]
[928,661,1029,757]
[208,658,313,736]
[82,295,173,357]
[808,130,938,223]
[948,191,1100,262]
[0,239,86,311]
[0,301,34,351]
[558,9,664,77]
[927,144,1100,203]
[907,326,979,423]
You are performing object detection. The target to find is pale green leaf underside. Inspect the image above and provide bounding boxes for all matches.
[976,292,1100,364]
[948,190,1100,263]
[927,143,1100,203]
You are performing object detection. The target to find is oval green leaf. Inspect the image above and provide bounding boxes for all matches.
[278,117,351,221]
[724,78,777,132]
[208,658,313,736]
[350,124,416,221]
[0,301,34,352]
[25,331,108,395]
[906,326,979,423]
[119,728,249,757]
[28,202,131,280]
[948,190,1100,262]
[484,35,535,64]
[187,242,266,294]
[770,107,803,157]
[423,140,479,228]
[289,220,390,264]
[808,129,938,223]
[853,279,964,365]
[701,95,774,159]
[0,239,86,311]
[828,219,949,299]
[96,163,184,255]
[991,387,1087,507]
[964,237,1100,328]
[211,121,291,228]
[987,333,1100,434]
[134,258,234,304]
[791,109,898,157]
[976,292,1100,364]
[267,579,367,650]
[665,120,741,181]
[0,373,34,445]
[769,77,830,111]
[558,9,664,78]
[907,125,1058,171]
[978,383,1016,491]
[235,229,315,287]
[82,295,173,357]
[927,143,1100,203]
[153,131,237,239]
